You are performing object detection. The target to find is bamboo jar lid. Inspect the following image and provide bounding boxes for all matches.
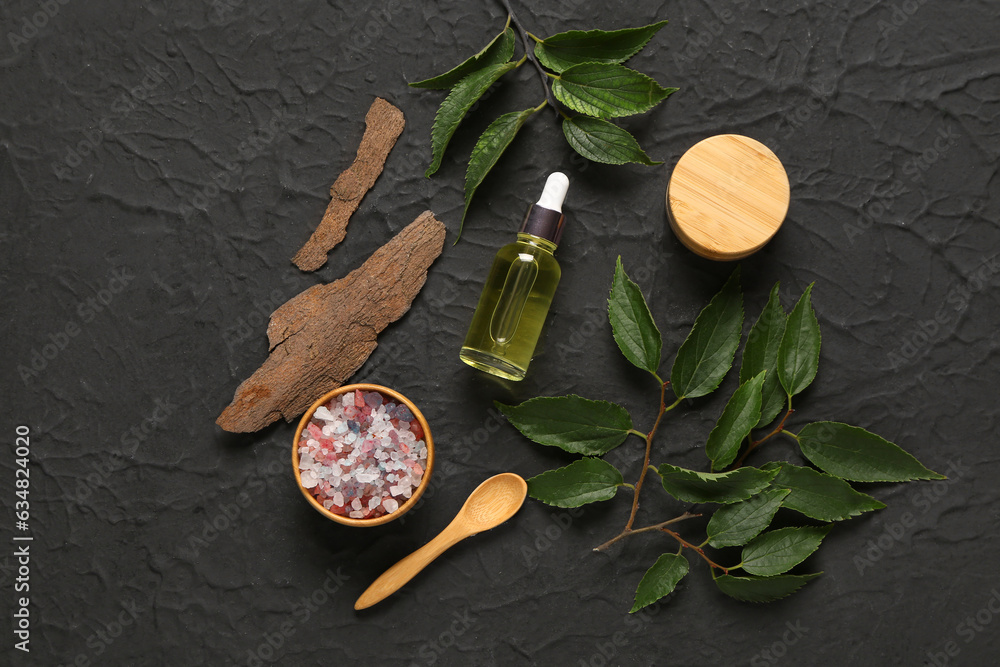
[667,135,789,261]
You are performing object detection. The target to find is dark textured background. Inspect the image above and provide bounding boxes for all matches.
[2,0,999,665]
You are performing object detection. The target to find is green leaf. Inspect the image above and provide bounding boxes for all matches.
[495,395,632,456]
[706,488,789,548]
[608,256,662,374]
[425,62,517,177]
[563,116,663,166]
[741,284,787,428]
[740,526,831,576]
[631,553,688,613]
[670,268,744,399]
[410,26,516,89]
[764,462,885,522]
[562,116,661,166]
[706,371,766,471]
[534,21,669,73]
[527,458,625,508]
[797,422,945,482]
[552,63,677,118]
[461,106,539,239]
[655,463,776,504]
[714,573,821,603]
[777,284,821,398]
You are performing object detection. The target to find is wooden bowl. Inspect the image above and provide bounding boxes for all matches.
[292,383,434,527]
[667,134,790,261]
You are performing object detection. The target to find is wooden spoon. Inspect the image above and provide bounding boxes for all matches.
[354,472,528,610]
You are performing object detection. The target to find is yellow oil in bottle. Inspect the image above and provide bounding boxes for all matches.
[460,172,569,381]
[459,234,561,380]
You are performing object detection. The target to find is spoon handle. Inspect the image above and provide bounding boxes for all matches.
[354,522,467,610]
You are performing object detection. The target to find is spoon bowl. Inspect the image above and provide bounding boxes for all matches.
[354,473,527,610]
[457,473,527,531]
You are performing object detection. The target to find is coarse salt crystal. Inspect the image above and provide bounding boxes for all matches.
[300,470,319,488]
[298,390,427,520]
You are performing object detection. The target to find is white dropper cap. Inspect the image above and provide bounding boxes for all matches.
[535,172,570,212]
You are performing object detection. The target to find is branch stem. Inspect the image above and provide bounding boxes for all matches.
[731,407,795,469]
[623,380,671,531]
[662,529,731,574]
[593,512,700,552]
[498,0,560,113]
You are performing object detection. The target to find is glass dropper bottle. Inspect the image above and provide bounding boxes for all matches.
[459,172,569,381]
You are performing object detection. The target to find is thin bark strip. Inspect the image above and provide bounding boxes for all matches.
[292,97,406,271]
[219,211,446,432]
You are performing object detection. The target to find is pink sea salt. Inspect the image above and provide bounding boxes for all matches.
[297,390,428,519]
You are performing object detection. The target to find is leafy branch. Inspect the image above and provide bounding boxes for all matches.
[410,3,675,240]
[497,258,944,612]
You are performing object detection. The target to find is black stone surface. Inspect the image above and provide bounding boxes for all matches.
[3,0,999,665]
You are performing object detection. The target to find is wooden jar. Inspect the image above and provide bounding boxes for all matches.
[667,134,790,261]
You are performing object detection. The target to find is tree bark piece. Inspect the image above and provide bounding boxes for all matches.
[218,211,446,433]
[292,97,406,271]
